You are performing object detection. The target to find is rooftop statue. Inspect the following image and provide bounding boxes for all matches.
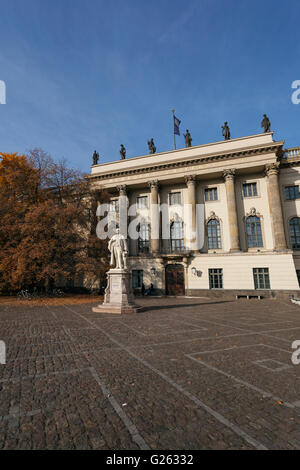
[184,129,192,148]
[261,114,271,133]
[120,144,126,160]
[92,150,99,165]
[222,122,231,140]
[148,138,156,154]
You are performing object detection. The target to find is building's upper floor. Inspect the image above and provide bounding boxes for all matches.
[89,132,300,256]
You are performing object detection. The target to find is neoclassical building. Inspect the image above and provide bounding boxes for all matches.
[89,132,300,298]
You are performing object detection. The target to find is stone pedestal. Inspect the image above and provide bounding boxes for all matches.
[92,269,143,314]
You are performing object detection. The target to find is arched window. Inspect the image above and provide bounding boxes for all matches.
[138,223,150,253]
[246,216,263,248]
[289,217,300,249]
[170,221,184,251]
[207,219,221,249]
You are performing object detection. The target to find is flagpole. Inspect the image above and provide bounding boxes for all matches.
[172,109,176,150]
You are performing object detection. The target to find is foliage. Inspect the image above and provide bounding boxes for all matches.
[0,150,109,293]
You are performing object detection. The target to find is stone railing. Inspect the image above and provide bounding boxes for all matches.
[283,147,300,159]
[160,244,190,255]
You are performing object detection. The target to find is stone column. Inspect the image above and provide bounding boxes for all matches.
[148,180,160,254]
[185,176,197,250]
[223,169,240,252]
[265,163,287,250]
[117,185,128,239]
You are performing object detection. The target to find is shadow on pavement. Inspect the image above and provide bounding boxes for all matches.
[140,300,234,311]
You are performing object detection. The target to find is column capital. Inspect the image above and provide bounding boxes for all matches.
[148,180,160,190]
[117,185,127,196]
[265,162,280,177]
[184,175,197,186]
[223,169,236,181]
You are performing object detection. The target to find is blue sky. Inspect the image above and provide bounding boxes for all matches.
[0,0,299,172]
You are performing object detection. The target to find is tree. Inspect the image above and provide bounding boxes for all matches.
[0,150,109,294]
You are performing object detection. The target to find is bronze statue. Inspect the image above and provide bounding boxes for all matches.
[92,150,99,165]
[120,144,126,160]
[184,129,192,148]
[261,114,271,133]
[148,138,156,154]
[222,122,231,140]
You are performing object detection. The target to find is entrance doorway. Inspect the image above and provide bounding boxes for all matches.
[165,264,185,296]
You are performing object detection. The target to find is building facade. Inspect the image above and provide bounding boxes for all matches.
[89,132,300,298]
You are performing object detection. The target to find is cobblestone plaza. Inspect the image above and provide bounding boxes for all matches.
[0,297,300,450]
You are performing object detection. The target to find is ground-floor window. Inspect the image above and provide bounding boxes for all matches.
[132,270,143,289]
[209,268,223,289]
[253,267,270,289]
[297,270,300,287]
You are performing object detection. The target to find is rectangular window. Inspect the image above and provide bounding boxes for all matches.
[109,199,119,212]
[243,183,258,198]
[205,187,218,201]
[136,196,148,209]
[285,185,300,200]
[207,219,221,249]
[138,224,150,253]
[169,192,181,206]
[253,268,270,289]
[132,270,143,289]
[209,268,223,289]
[297,270,300,287]
[246,216,263,248]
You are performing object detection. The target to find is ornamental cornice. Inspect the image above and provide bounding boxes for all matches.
[243,207,263,220]
[206,211,221,223]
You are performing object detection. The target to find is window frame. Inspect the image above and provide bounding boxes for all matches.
[170,221,184,251]
[168,191,182,206]
[209,268,223,289]
[109,199,119,213]
[296,270,300,287]
[289,217,300,250]
[137,223,150,253]
[204,187,218,202]
[242,182,259,198]
[285,185,300,201]
[207,218,222,249]
[132,270,143,289]
[136,195,149,209]
[245,215,263,248]
[253,267,270,290]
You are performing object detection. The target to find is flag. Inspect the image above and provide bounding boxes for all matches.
[173,115,181,136]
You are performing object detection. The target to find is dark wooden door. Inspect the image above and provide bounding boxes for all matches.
[165,264,185,296]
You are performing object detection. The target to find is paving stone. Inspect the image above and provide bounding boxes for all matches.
[0,297,300,449]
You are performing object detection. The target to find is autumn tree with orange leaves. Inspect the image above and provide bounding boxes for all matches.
[0,150,109,294]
